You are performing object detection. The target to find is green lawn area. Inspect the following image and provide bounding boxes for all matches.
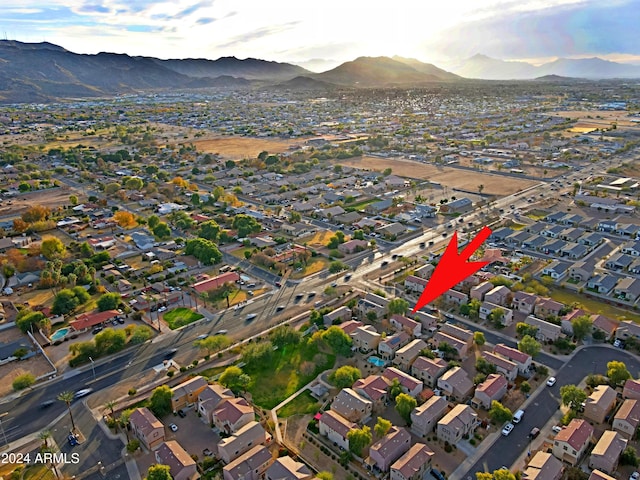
[199,365,228,380]
[23,464,56,480]
[277,391,320,418]
[163,307,204,329]
[290,258,329,279]
[549,287,640,322]
[347,198,376,210]
[245,341,335,409]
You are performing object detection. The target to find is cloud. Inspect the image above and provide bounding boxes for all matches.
[216,21,300,49]
[78,4,111,14]
[172,0,213,20]
[196,17,216,25]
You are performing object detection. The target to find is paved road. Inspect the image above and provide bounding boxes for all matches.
[465,346,640,477]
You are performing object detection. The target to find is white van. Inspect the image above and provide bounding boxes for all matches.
[513,410,525,423]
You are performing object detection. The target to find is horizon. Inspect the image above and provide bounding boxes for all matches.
[2,0,640,71]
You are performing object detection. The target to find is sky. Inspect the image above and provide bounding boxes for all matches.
[2,0,640,70]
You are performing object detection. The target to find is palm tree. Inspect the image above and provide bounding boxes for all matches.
[38,430,51,451]
[57,391,76,432]
[105,400,117,418]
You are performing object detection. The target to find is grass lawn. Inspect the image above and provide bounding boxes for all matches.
[510,223,526,230]
[22,289,55,307]
[300,231,335,248]
[245,341,335,409]
[199,365,228,380]
[290,258,329,279]
[277,391,320,418]
[22,464,56,480]
[163,307,204,329]
[549,287,640,322]
[230,247,251,260]
[347,198,376,210]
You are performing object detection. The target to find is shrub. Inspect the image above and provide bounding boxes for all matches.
[444,443,453,453]
[12,373,36,391]
[128,388,137,396]
[167,371,175,377]
[126,439,140,453]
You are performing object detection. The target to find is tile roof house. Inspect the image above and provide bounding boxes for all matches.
[411,356,448,388]
[522,451,563,480]
[318,410,357,451]
[413,312,438,331]
[470,281,494,301]
[444,289,468,305]
[213,398,255,434]
[338,320,364,335]
[472,374,508,409]
[378,332,411,361]
[367,426,412,472]
[198,384,235,424]
[217,421,270,464]
[331,388,373,423]
[404,275,428,294]
[437,367,473,402]
[410,395,448,437]
[440,323,474,345]
[154,441,198,480]
[393,339,428,370]
[382,367,423,398]
[223,445,274,480]
[589,470,616,480]
[623,379,640,400]
[436,404,480,444]
[481,351,518,381]
[493,343,532,374]
[613,399,640,439]
[560,308,589,335]
[353,375,391,411]
[351,325,381,353]
[432,331,469,359]
[552,418,594,466]
[389,443,435,480]
[266,456,313,480]
[534,298,564,319]
[584,385,617,424]
[484,285,511,306]
[616,321,640,342]
[525,315,562,341]
[588,430,627,474]
[389,314,421,337]
[479,302,513,326]
[171,376,209,412]
[129,407,165,450]
[323,306,352,326]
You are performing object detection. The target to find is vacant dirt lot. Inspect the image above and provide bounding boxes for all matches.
[192,136,296,159]
[336,156,537,196]
[0,187,72,219]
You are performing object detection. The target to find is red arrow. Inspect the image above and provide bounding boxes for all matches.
[412,226,493,313]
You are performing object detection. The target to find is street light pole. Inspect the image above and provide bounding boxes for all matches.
[0,412,8,446]
[89,357,96,381]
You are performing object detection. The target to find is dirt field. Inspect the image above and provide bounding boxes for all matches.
[336,156,537,196]
[191,136,297,159]
[0,187,72,218]
[547,110,640,136]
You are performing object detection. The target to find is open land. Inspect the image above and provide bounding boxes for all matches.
[191,136,296,159]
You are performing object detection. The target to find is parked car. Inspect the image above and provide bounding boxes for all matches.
[546,377,557,387]
[529,427,540,439]
[169,423,178,432]
[92,326,103,335]
[196,334,208,340]
[177,409,187,418]
[68,434,79,446]
[501,423,514,436]
[552,425,564,434]
[203,448,214,457]
[630,472,639,480]
[214,330,228,335]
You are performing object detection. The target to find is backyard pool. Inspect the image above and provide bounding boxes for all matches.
[50,327,72,342]
[368,356,386,367]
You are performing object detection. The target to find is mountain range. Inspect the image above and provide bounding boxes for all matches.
[0,40,639,103]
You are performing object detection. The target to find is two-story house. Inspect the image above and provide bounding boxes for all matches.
[437,367,473,402]
[378,332,411,361]
[436,404,480,444]
[389,443,435,480]
[129,407,165,450]
[471,374,508,410]
[613,399,640,439]
[332,388,373,423]
[584,385,617,424]
[393,339,428,370]
[218,421,270,464]
[351,325,381,353]
[522,452,563,480]
[171,376,209,412]
[410,395,448,437]
[198,384,235,424]
[154,441,198,480]
[493,343,532,374]
[213,398,255,434]
[411,356,448,388]
[353,375,392,412]
[481,351,518,381]
[552,419,594,466]
[266,456,312,480]
[223,445,274,480]
[389,314,421,337]
[382,367,423,398]
[318,410,357,451]
[589,431,627,475]
[368,426,411,472]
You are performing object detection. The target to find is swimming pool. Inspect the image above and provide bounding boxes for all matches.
[50,327,72,342]
[368,356,386,367]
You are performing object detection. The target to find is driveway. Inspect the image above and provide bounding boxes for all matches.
[164,407,221,460]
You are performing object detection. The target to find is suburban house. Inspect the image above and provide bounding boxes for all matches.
[436,404,480,444]
[212,398,255,434]
[405,275,428,294]
[338,320,364,335]
[266,456,313,480]
[197,384,234,424]
[171,376,209,412]
[432,331,469,359]
[481,351,518,381]
[589,470,617,480]
[525,315,562,341]
[390,314,421,337]
[616,321,640,342]
[470,282,494,301]
[613,277,640,303]
[411,356,448,388]
[217,421,270,464]
[393,339,428,370]
[129,407,165,450]
[440,323,474,347]
[410,395,449,437]
[493,344,532,374]
[613,399,640,439]
[382,367,423,398]
[591,315,619,340]
[522,451,563,480]
[378,332,411,361]
[623,379,640,400]
[444,289,468,305]
[512,291,538,314]
[471,374,508,410]
[323,306,352,326]
[413,312,438,332]
[154,441,198,480]
[357,294,388,320]
[534,298,564,319]
[414,264,435,279]
[389,443,435,480]
[367,426,412,472]
[331,388,373,423]
[222,445,274,480]
[479,302,513,326]
[318,410,357,451]
[353,375,392,411]
[437,367,474,402]
[552,419,594,466]
[484,285,511,306]
[338,239,368,254]
[584,386,618,424]
[588,431,627,474]
[351,325,381,353]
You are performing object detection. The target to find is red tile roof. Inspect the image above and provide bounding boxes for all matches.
[494,343,531,365]
[192,272,240,293]
[70,310,119,331]
[555,418,593,451]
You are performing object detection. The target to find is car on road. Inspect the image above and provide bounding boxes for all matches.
[344,274,352,281]
[40,400,55,409]
[529,427,540,439]
[276,305,285,312]
[246,313,257,321]
[68,434,79,446]
[501,423,514,436]
[214,330,228,335]
[330,282,337,288]
[419,242,426,248]
[381,261,389,267]
[164,348,178,359]
[275,281,282,288]
[169,423,178,432]
[307,291,316,298]
[546,377,557,387]
[157,306,167,313]
[295,293,304,299]
[73,388,93,400]
[552,425,564,434]
[196,334,208,340]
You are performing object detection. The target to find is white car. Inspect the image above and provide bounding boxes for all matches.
[630,472,639,480]
[169,423,178,432]
[196,334,208,340]
[546,377,557,387]
[552,425,563,434]
[73,388,94,399]
[501,423,514,436]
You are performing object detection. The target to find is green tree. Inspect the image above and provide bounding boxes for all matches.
[194,335,231,355]
[16,310,46,333]
[149,385,173,417]
[388,298,409,315]
[198,220,221,241]
[241,341,274,366]
[124,177,144,190]
[488,400,512,424]
[184,238,222,265]
[232,214,261,237]
[474,331,486,346]
[560,384,587,410]
[146,464,173,480]
[41,237,66,260]
[69,195,78,205]
[321,326,353,356]
[346,426,372,457]
[52,289,80,315]
[395,393,417,423]
[130,326,153,344]
[353,229,365,240]
[572,315,593,341]
[520,381,531,394]
[518,335,541,358]
[12,373,36,391]
[328,261,348,274]
[329,366,361,388]
[621,446,640,467]
[153,222,171,240]
[97,292,121,312]
[475,358,497,375]
[147,215,160,229]
[607,360,632,386]
[516,322,538,338]
[94,328,127,354]
[374,417,392,437]
[220,366,248,391]
[269,326,301,349]
[190,192,200,205]
[317,472,333,480]
[57,391,76,431]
